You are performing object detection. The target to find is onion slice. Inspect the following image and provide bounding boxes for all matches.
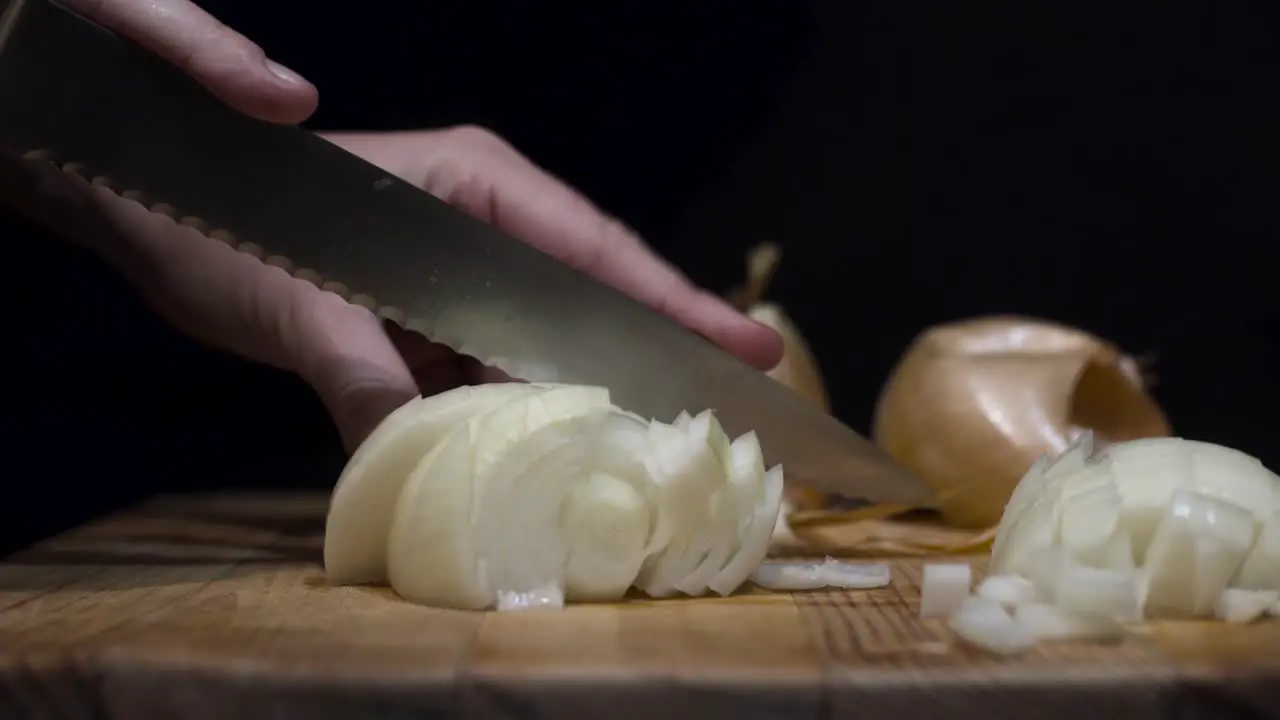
[386,387,612,609]
[496,584,566,612]
[710,461,785,595]
[324,383,547,584]
[749,558,891,591]
[634,413,729,597]
[819,559,892,589]
[750,561,828,591]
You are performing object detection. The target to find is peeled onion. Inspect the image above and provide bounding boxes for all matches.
[926,435,1280,654]
[873,316,1171,529]
[990,435,1280,622]
[324,383,785,610]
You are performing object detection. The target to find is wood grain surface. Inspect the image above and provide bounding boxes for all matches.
[1,492,1278,719]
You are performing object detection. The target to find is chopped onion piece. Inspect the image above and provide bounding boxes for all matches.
[709,461,784,596]
[750,561,828,590]
[976,574,1036,607]
[1025,545,1068,602]
[920,563,973,618]
[496,584,565,612]
[1055,563,1141,622]
[1214,588,1279,624]
[1142,489,1256,618]
[948,596,1035,655]
[635,414,728,597]
[1013,602,1123,641]
[818,559,892,589]
[1234,512,1280,590]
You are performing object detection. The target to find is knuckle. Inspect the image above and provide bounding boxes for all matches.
[442,125,511,155]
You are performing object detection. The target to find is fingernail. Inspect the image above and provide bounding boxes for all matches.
[265,59,306,86]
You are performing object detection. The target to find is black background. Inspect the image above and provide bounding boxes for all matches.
[4,1,1279,552]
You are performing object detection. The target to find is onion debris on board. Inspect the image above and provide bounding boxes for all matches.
[750,558,892,591]
[919,433,1280,655]
[323,383,784,611]
[873,316,1171,530]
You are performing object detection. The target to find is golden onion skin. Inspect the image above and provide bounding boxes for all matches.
[872,316,1171,529]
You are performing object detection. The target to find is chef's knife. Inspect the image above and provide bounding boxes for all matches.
[0,0,934,507]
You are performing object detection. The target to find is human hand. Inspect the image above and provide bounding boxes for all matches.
[61,0,317,123]
[0,127,783,452]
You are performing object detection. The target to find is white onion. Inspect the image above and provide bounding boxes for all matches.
[324,383,784,610]
[919,563,973,618]
[990,436,1280,624]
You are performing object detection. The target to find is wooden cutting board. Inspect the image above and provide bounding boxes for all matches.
[1,492,1278,719]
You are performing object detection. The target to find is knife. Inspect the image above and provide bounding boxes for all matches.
[0,0,933,507]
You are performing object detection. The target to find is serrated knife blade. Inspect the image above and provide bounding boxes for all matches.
[0,0,933,506]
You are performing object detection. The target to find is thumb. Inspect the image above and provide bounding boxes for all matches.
[62,0,318,124]
[288,292,421,453]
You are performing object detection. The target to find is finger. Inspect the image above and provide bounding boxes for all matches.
[290,295,422,453]
[3,152,409,452]
[385,322,516,392]
[322,128,785,371]
[61,0,318,124]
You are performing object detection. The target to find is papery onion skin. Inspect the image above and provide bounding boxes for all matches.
[727,243,831,413]
[873,316,1171,528]
[747,303,830,413]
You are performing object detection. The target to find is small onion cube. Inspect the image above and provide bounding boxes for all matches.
[919,563,973,618]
